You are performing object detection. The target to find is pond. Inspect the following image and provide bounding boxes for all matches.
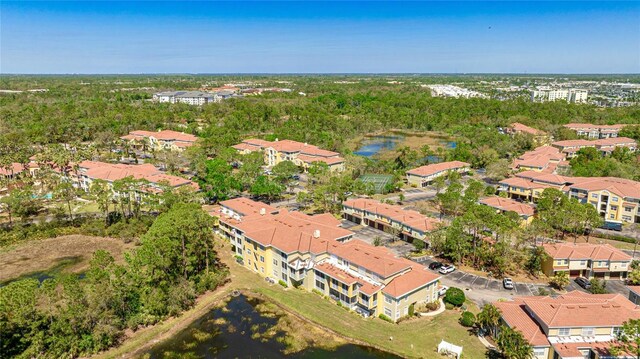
[354,133,457,158]
[354,135,404,157]
[145,294,400,359]
[0,256,85,287]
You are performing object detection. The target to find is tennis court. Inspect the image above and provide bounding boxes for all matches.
[358,174,394,193]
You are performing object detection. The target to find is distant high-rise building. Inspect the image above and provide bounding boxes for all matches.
[531,88,588,103]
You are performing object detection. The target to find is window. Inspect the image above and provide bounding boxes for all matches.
[384,308,392,317]
[281,273,288,281]
[612,197,619,202]
[591,193,598,199]
[611,205,618,211]
[624,207,633,213]
[273,259,278,265]
[558,328,570,336]
[580,260,587,266]
[384,295,393,304]
[247,249,252,255]
[623,216,632,221]
[260,267,264,273]
[582,327,594,336]
[315,280,325,291]
[533,348,546,357]
[248,259,251,265]
[260,256,264,263]
[610,214,615,219]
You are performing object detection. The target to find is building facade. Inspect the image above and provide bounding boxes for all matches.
[563,123,626,139]
[405,161,470,187]
[479,196,535,226]
[121,130,198,151]
[494,291,640,359]
[232,138,345,172]
[551,137,637,158]
[541,243,632,280]
[153,91,220,105]
[531,88,589,103]
[210,198,440,322]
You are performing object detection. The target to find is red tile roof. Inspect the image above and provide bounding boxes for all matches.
[511,146,565,171]
[542,243,631,262]
[79,161,195,188]
[343,198,441,233]
[509,122,546,136]
[479,196,535,217]
[406,161,470,177]
[0,163,25,176]
[220,197,279,217]
[383,264,440,298]
[123,130,197,143]
[564,123,626,131]
[314,262,360,285]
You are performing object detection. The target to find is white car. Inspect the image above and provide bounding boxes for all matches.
[439,264,456,274]
[438,285,449,296]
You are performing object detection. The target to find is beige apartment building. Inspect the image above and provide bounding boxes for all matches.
[210,198,440,322]
[405,161,470,187]
[563,123,626,139]
[121,130,198,151]
[495,291,640,359]
[541,243,632,280]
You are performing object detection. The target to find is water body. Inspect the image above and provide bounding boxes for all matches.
[0,256,85,287]
[354,134,457,158]
[146,294,399,359]
[354,135,404,157]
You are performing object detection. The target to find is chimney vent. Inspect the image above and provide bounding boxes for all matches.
[260,208,266,215]
[313,229,320,238]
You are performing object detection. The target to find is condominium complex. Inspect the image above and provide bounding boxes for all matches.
[341,198,441,244]
[424,84,486,99]
[405,161,470,187]
[511,145,567,173]
[153,91,220,105]
[211,198,441,321]
[494,291,640,359]
[232,138,345,172]
[121,130,198,151]
[505,122,551,145]
[551,137,637,158]
[531,88,588,103]
[69,161,197,193]
[563,123,626,139]
[479,196,535,226]
[541,243,632,280]
[499,170,640,224]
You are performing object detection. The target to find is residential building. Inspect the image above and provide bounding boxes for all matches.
[70,160,197,193]
[342,198,441,244]
[541,243,632,280]
[0,163,26,196]
[479,196,535,226]
[405,161,470,187]
[494,291,640,359]
[232,138,345,172]
[153,91,220,105]
[121,130,198,151]
[499,171,640,224]
[551,137,637,158]
[210,198,440,321]
[511,146,567,173]
[628,286,640,305]
[424,84,486,98]
[563,123,626,139]
[505,123,551,145]
[629,286,640,305]
[531,88,588,103]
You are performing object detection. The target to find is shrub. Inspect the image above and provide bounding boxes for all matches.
[459,311,476,327]
[278,280,288,288]
[312,289,324,296]
[378,314,394,323]
[589,279,608,294]
[408,303,415,317]
[537,287,550,296]
[444,287,465,307]
[426,301,440,311]
[445,303,454,310]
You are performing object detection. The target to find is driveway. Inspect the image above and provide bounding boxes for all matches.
[341,220,415,257]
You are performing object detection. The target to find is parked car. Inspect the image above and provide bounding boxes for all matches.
[575,277,591,290]
[600,221,623,232]
[502,278,514,290]
[438,285,449,297]
[428,261,444,270]
[439,264,456,274]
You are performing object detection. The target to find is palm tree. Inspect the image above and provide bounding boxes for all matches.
[496,325,533,359]
[477,303,501,337]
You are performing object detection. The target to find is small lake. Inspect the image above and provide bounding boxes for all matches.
[354,133,456,158]
[145,294,400,359]
[354,135,404,157]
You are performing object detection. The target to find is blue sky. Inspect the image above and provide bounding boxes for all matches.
[1,1,639,74]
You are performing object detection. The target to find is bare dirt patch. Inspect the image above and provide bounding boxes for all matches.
[0,235,135,282]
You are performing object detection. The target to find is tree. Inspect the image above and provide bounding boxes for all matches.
[496,325,533,359]
[549,271,569,290]
[90,179,113,224]
[589,278,607,294]
[199,158,241,202]
[477,304,501,337]
[0,186,41,225]
[272,160,300,191]
[250,175,285,202]
[459,311,476,327]
[486,159,511,181]
[412,239,426,253]
[628,267,640,285]
[444,287,465,307]
[525,247,549,277]
[53,180,78,221]
[612,319,640,359]
[432,175,446,195]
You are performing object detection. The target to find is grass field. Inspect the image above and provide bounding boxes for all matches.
[97,241,488,359]
[0,235,135,283]
[359,174,394,193]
